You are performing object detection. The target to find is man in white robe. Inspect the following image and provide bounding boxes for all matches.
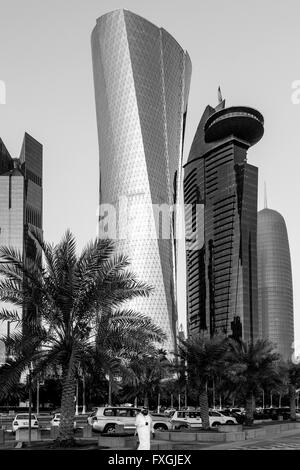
[135,408,153,450]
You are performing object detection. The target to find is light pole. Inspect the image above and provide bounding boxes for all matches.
[270,391,273,408]
[262,389,265,409]
[36,380,40,416]
[108,375,112,406]
[75,380,79,416]
[28,362,33,447]
[82,374,86,414]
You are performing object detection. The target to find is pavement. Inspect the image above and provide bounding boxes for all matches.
[151,427,300,450]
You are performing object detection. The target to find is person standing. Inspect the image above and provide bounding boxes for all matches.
[135,407,153,450]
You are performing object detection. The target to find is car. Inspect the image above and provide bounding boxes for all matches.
[230,408,243,414]
[12,413,39,432]
[164,408,176,417]
[170,410,237,429]
[90,406,172,433]
[270,407,291,421]
[50,413,77,428]
[220,409,231,416]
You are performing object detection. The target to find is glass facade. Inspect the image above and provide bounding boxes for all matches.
[91,10,191,353]
[257,208,294,360]
[184,104,264,342]
[0,133,43,363]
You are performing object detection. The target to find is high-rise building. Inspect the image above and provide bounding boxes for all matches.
[184,100,264,342]
[91,9,191,352]
[0,133,43,363]
[257,208,294,360]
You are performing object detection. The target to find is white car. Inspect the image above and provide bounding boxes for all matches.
[90,406,171,433]
[12,413,39,432]
[51,413,77,428]
[171,410,237,429]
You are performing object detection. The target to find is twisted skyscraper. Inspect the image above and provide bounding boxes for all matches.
[91,10,191,352]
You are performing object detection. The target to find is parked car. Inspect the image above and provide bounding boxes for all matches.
[230,408,243,414]
[90,406,172,433]
[170,410,237,429]
[270,407,291,421]
[50,413,77,428]
[220,409,245,424]
[12,413,39,433]
[164,408,176,417]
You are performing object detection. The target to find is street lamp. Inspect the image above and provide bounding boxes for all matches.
[28,362,33,447]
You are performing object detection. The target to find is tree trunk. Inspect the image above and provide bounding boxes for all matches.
[245,393,254,426]
[57,366,76,446]
[143,392,149,408]
[290,385,296,421]
[199,388,210,429]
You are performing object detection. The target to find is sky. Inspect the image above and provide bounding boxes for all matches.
[0,0,299,342]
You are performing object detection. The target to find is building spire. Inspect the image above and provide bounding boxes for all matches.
[215,86,225,111]
[218,86,223,104]
[264,181,268,208]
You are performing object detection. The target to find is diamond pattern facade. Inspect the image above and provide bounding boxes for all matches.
[91,10,191,352]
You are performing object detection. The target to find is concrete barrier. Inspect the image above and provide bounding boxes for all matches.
[16,429,40,442]
[170,432,197,442]
[152,442,174,450]
[50,426,60,439]
[196,432,225,442]
[265,425,281,436]
[155,431,170,440]
[83,425,93,438]
[225,432,245,442]
[98,435,138,449]
[217,425,243,433]
[245,429,256,440]
[253,429,266,438]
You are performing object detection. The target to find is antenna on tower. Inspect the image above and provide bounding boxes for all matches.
[216,86,225,111]
[264,182,268,209]
[218,86,223,104]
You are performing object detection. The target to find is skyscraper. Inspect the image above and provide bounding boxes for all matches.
[184,101,264,342]
[91,9,191,352]
[0,133,43,363]
[257,208,294,360]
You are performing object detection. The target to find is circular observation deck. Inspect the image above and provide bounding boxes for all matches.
[204,106,264,146]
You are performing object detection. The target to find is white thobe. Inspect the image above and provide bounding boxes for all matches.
[135,413,153,450]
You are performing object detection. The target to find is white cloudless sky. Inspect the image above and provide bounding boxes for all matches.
[0,0,299,342]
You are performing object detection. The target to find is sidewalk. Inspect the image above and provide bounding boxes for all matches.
[151,425,300,450]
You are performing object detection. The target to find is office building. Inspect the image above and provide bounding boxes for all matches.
[184,99,264,342]
[257,208,294,360]
[0,133,43,363]
[91,9,191,352]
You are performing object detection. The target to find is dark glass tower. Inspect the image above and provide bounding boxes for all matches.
[257,208,294,360]
[0,133,43,362]
[184,102,264,342]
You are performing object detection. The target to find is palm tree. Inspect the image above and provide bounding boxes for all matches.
[122,349,171,408]
[282,361,300,421]
[226,339,281,425]
[178,333,228,429]
[0,229,165,446]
